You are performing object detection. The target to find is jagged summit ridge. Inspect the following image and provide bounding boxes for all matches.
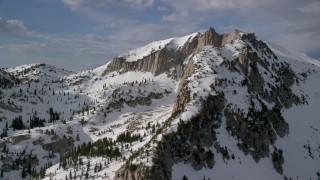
[105,27,244,76]
[197,27,242,48]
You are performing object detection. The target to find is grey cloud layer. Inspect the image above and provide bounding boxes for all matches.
[62,0,154,9]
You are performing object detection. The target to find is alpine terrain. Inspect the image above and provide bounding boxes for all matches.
[0,27,320,180]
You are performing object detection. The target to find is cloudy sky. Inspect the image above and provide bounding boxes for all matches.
[0,0,319,70]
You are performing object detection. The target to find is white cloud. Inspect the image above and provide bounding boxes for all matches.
[162,10,189,22]
[123,0,154,9]
[108,22,199,47]
[157,6,168,11]
[0,17,27,33]
[61,0,87,9]
[161,0,258,11]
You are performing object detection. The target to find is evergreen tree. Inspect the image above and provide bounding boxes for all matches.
[27,161,32,174]
[85,170,89,179]
[21,167,27,178]
[11,116,25,130]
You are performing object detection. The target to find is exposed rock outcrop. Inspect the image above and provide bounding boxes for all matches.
[0,102,22,113]
[42,136,74,154]
[105,28,242,77]
[104,48,184,76]
[172,58,195,114]
[9,135,31,145]
[114,166,146,180]
[109,92,164,110]
[196,28,241,50]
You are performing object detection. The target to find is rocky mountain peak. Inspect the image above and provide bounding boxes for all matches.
[1,27,320,180]
[104,27,245,76]
[112,28,320,180]
[197,27,242,49]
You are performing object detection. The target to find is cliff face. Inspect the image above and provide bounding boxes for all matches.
[104,28,242,76]
[114,166,145,180]
[104,48,184,76]
[172,57,195,114]
[196,28,241,49]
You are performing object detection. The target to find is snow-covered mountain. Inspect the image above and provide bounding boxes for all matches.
[0,27,320,180]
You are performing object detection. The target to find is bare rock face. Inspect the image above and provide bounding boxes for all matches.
[197,28,242,51]
[172,57,195,114]
[114,166,145,180]
[236,47,250,75]
[104,28,242,77]
[42,136,74,154]
[0,102,22,113]
[109,92,164,111]
[197,27,221,49]
[109,100,124,110]
[221,29,242,46]
[104,48,184,76]
[10,135,31,144]
[179,33,200,55]
[124,93,163,107]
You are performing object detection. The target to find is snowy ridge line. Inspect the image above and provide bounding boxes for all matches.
[118,32,199,62]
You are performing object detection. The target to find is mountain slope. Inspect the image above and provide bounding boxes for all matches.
[0,69,17,88]
[0,28,319,180]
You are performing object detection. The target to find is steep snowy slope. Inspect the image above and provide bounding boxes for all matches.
[0,28,319,180]
[169,41,320,180]
[113,30,320,180]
